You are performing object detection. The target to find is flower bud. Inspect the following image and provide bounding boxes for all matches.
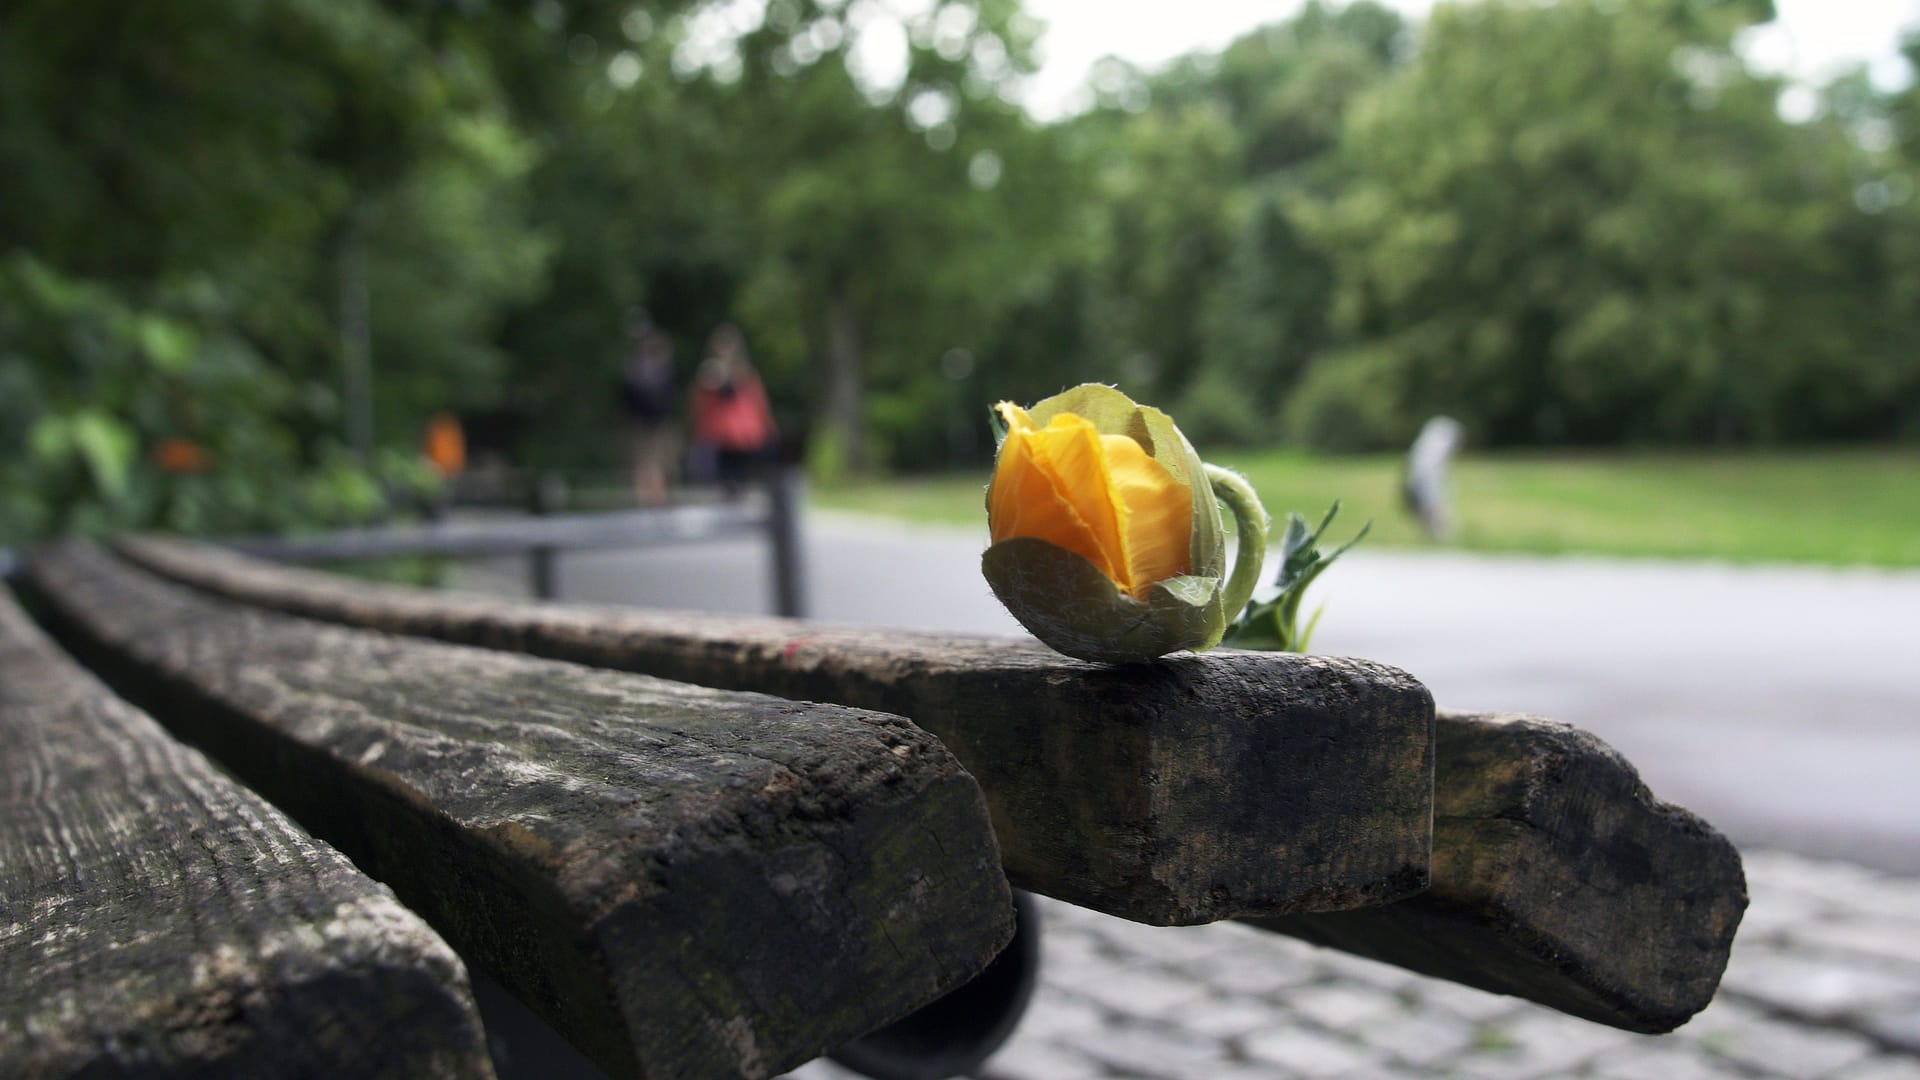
[982,384,1261,664]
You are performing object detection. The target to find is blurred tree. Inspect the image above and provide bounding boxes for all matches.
[454,0,729,470]
[469,0,1069,476]
[0,0,548,539]
[0,255,440,543]
[1039,2,1405,447]
[1077,98,1243,408]
[1156,0,1404,173]
[1294,0,1914,448]
[716,0,1064,474]
[1184,197,1336,443]
[1865,36,1920,438]
[6,0,1914,542]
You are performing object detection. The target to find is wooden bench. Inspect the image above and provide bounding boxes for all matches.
[1253,710,1745,1032]
[14,543,1011,1078]
[5,536,1748,1077]
[112,534,1440,928]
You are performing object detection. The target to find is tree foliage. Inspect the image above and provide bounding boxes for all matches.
[5,0,1919,544]
[0,0,547,542]
[1295,0,1920,448]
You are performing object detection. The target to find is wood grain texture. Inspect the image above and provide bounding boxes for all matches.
[1248,710,1747,1033]
[25,543,1013,1079]
[118,535,1437,927]
[0,587,494,1078]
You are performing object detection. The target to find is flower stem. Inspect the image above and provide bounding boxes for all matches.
[1205,463,1269,628]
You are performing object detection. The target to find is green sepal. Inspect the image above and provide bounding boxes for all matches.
[982,537,1227,664]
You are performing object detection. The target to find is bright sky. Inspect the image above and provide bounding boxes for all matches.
[1016,0,1920,119]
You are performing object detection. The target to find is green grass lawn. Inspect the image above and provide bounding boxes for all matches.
[812,447,1920,568]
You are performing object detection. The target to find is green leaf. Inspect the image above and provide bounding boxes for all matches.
[28,415,71,463]
[1278,512,1312,579]
[1223,500,1369,653]
[135,316,196,374]
[69,410,136,502]
[1221,611,1288,651]
[1299,603,1328,653]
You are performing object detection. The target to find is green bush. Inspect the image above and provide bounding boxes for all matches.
[1282,347,1418,452]
[0,255,437,546]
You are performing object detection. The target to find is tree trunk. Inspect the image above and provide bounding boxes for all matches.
[337,208,374,461]
[824,291,866,475]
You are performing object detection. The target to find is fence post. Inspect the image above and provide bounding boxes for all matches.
[767,467,806,618]
[528,472,567,601]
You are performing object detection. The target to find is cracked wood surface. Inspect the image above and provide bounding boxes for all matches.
[118,534,1437,927]
[24,543,1014,1079]
[1248,710,1748,1033]
[0,586,494,1078]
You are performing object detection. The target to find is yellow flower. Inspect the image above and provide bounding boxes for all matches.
[980,384,1266,664]
[987,404,1192,600]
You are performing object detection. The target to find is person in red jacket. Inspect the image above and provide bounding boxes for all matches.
[690,324,776,497]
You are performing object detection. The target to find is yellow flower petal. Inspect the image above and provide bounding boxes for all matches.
[982,384,1235,662]
[988,405,1195,601]
[988,421,1107,575]
[1102,433,1191,598]
[1026,415,1128,585]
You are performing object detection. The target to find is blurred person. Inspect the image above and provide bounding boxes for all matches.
[621,318,680,505]
[690,324,777,498]
[1403,415,1463,540]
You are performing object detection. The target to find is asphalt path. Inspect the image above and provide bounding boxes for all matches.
[457,511,1920,875]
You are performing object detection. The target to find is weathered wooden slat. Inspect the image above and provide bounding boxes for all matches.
[1247,710,1747,1033]
[24,543,1013,1079]
[0,586,495,1078]
[118,534,1437,927]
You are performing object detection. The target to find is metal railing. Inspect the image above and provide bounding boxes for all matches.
[218,467,808,615]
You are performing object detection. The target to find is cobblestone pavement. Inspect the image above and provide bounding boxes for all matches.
[791,851,1920,1080]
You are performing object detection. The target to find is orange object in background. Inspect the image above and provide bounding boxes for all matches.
[153,437,210,474]
[423,412,466,477]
